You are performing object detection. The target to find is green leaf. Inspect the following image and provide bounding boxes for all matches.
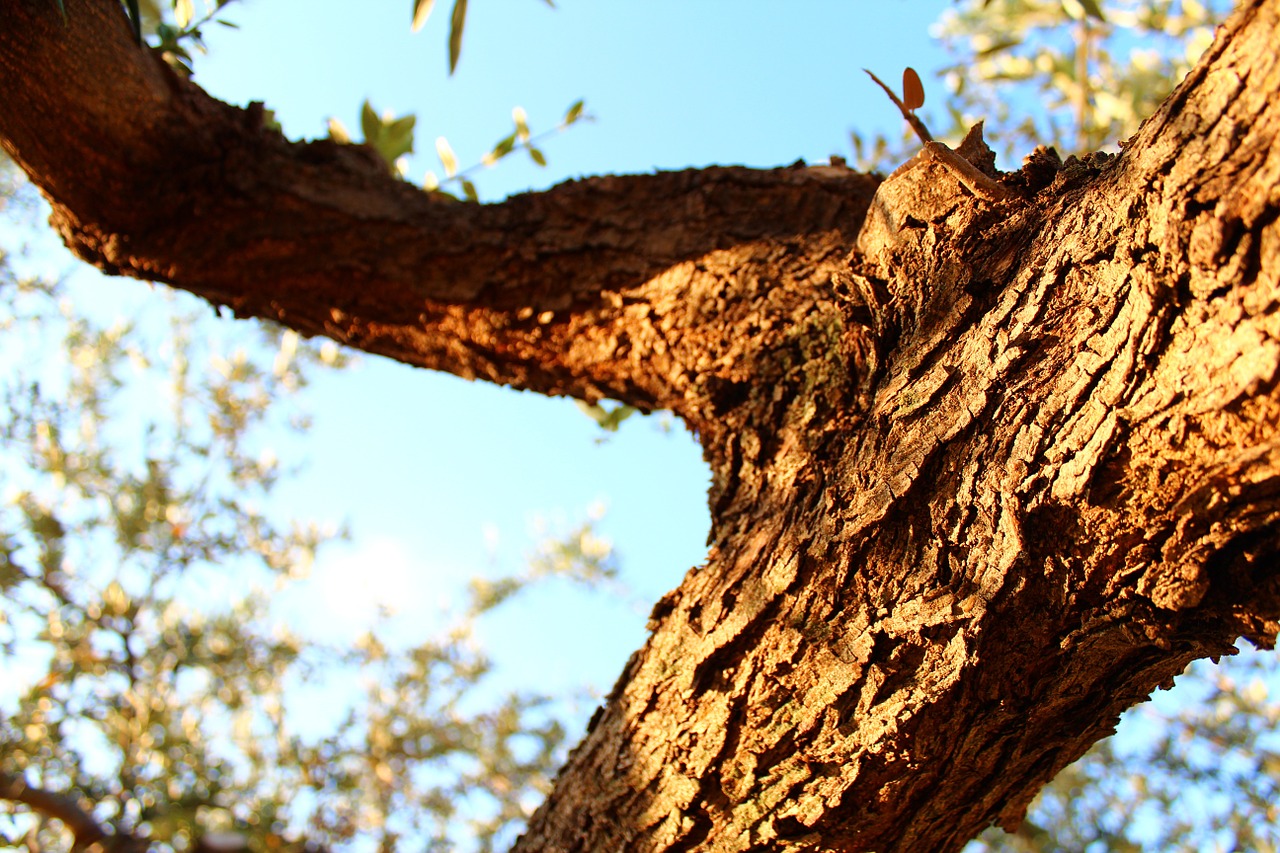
[483,133,517,166]
[1078,0,1107,21]
[354,106,417,170]
[1061,0,1106,21]
[974,38,1021,59]
[436,136,458,177]
[379,129,414,164]
[411,0,434,32]
[258,107,281,132]
[460,179,478,202]
[448,0,467,74]
[387,114,417,138]
[161,44,194,75]
[492,133,516,159]
[384,117,417,157]
[528,146,547,167]
[360,101,380,145]
[125,0,141,42]
[327,118,352,144]
[513,106,530,142]
[564,99,585,125]
[574,401,636,432]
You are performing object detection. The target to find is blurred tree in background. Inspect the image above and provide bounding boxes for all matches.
[852,0,1231,167]
[0,157,614,851]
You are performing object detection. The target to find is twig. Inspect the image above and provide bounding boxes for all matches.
[444,116,593,189]
[863,69,933,144]
[0,771,108,849]
[919,141,1015,203]
[177,0,242,39]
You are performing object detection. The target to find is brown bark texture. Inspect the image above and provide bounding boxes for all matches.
[2,0,1280,850]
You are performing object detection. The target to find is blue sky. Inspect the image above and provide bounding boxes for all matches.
[194,1,955,189]
[151,1,958,701]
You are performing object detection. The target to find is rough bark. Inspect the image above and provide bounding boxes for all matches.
[2,0,1279,851]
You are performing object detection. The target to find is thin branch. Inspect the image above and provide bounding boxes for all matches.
[864,68,934,144]
[0,771,108,849]
[919,141,1016,203]
[438,112,594,193]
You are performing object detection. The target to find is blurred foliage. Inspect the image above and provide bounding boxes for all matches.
[103,1,591,199]
[431,100,591,197]
[573,400,637,437]
[411,0,556,76]
[852,0,1232,171]
[119,0,241,75]
[966,646,1280,852]
[0,162,609,852]
[335,0,591,199]
[934,0,1231,160]
[328,99,591,199]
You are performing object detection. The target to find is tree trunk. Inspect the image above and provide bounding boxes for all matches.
[2,1,1279,850]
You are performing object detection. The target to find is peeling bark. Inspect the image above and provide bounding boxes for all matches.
[2,0,1280,851]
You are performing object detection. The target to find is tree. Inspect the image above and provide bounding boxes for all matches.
[2,0,1279,850]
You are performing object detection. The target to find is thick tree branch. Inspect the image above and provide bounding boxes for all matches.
[0,0,878,426]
